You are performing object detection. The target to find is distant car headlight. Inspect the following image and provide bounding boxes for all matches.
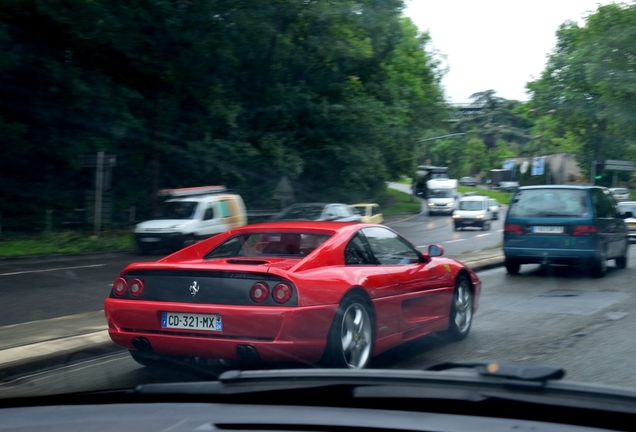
[428,202,435,206]
[452,214,461,219]
[475,214,484,220]
[446,202,454,206]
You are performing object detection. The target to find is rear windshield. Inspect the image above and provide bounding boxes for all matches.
[458,200,484,210]
[205,232,332,258]
[612,188,629,194]
[509,189,589,217]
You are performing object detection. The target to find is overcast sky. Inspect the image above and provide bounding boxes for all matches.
[403,0,618,104]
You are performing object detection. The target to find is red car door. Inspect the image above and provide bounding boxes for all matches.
[360,227,453,333]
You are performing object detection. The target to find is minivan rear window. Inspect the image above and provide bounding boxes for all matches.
[509,189,589,217]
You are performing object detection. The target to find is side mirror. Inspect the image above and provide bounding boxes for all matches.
[622,211,633,219]
[428,244,444,257]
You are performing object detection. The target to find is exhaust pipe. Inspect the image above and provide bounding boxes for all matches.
[236,344,260,359]
[132,337,153,352]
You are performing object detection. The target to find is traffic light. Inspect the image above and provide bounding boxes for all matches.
[595,162,604,180]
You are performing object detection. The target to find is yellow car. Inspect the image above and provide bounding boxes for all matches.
[351,203,384,224]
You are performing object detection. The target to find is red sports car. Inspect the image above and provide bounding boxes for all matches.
[104,222,481,369]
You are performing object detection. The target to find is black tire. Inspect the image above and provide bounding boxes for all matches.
[590,248,607,278]
[505,258,520,275]
[322,294,374,369]
[616,244,629,269]
[439,275,473,341]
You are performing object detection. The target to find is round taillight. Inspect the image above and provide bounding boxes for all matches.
[250,282,270,303]
[129,278,145,298]
[113,277,128,296]
[272,283,292,304]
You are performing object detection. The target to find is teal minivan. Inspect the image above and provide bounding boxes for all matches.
[503,185,631,277]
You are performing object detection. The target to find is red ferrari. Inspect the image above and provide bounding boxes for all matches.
[104,222,481,369]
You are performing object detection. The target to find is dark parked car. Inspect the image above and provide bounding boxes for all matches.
[459,176,477,186]
[272,203,361,222]
[503,185,630,277]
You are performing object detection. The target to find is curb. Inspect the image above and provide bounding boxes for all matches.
[0,331,122,381]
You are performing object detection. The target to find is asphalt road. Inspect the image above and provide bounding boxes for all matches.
[386,182,504,256]
[3,257,636,398]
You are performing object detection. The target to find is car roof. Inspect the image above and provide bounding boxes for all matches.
[459,195,488,201]
[167,193,240,203]
[518,185,605,191]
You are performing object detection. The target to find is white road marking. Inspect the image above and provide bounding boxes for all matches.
[0,264,105,276]
[476,233,493,237]
[444,239,466,243]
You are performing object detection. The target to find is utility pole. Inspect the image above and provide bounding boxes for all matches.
[94,151,104,237]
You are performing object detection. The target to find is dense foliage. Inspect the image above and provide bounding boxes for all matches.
[527,2,636,181]
[0,0,446,231]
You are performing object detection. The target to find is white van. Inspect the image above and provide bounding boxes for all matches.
[452,194,493,231]
[134,186,247,254]
[426,179,459,215]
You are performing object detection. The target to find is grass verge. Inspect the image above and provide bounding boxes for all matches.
[378,188,421,214]
[457,186,513,204]
[0,231,134,258]
[1,186,422,258]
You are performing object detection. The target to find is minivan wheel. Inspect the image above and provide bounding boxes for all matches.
[505,258,520,275]
[590,249,607,278]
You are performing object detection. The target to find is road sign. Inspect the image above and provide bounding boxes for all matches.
[273,176,294,208]
[531,157,545,176]
[520,161,529,174]
[604,160,634,171]
[502,159,514,170]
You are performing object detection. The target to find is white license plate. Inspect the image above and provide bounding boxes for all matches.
[161,312,222,331]
[532,226,564,234]
[140,237,161,242]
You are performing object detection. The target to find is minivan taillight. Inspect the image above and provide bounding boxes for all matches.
[504,224,523,235]
[573,225,598,236]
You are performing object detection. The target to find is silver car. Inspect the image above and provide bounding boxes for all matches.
[487,198,500,220]
[610,187,630,202]
[618,201,636,241]
[272,203,361,222]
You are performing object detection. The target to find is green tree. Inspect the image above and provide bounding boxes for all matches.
[465,138,488,175]
[527,3,636,177]
[0,0,448,230]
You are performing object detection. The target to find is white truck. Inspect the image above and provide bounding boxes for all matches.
[134,185,247,254]
[426,178,459,215]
